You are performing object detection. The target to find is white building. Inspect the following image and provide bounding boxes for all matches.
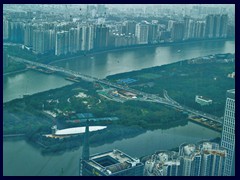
[135,23,149,44]
[195,95,213,106]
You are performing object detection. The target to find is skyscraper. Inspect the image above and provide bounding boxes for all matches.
[171,22,184,42]
[220,14,228,38]
[80,120,90,176]
[213,14,221,38]
[205,14,214,38]
[69,28,78,53]
[195,21,205,39]
[144,151,181,176]
[179,144,201,176]
[135,23,149,44]
[55,31,69,56]
[3,17,9,40]
[221,89,235,176]
[9,21,24,43]
[24,23,34,47]
[126,21,136,35]
[32,29,50,54]
[200,142,226,176]
[205,14,228,38]
[148,23,158,44]
[94,24,109,50]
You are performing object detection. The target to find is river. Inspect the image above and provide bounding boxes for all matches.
[3,40,234,176]
[4,122,220,176]
[52,40,235,78]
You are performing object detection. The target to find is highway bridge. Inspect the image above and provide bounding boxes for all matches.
[11,56,222,124]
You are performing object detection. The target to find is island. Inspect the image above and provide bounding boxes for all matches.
[3,53,235,153]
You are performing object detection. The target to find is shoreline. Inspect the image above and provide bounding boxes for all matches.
[3,68,28,76]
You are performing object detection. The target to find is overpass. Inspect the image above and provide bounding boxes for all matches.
[11,56,222,124]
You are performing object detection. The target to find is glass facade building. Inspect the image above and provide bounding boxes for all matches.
[221,89,235,176]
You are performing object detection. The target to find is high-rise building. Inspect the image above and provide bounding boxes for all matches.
[183,16,191,40]
[179,144,202,176]
[213,14,221,38]
[3,50,9,69]
[9,21,24,43]
[32,29,50,54]
[220,14,228,38]
[77,25,83,52]
[145,142,226,176]
[63,31,69,54]
[94,24,109,50]
[81,26,87,51]
[171,22,184,42]
[195,21,205,39]
[135,23,149,44]
[205,14,228,39]
[221,89,235,176]
[24,23,34,47]
[200,142,226,176]
[69,28,78,53]
[76,24,94,52]
[148,24,158,44]
[126,21,136,35]
[3,17,9,40]
[167,20,175,31]
[49,29,56,51]
[85,25,94,51]
[82,149,144,176]
[144,151,181,176]
[55,31,69,56]
[205,14,215,38]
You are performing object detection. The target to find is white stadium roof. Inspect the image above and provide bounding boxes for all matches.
[55,126,107,136]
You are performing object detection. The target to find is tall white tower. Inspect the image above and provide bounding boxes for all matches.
[221,89,235,176]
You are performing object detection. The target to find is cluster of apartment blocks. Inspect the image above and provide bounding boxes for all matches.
[144,141,226,176]
[3,12,231,56]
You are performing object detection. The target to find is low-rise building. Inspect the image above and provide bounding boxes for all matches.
[195,95,213,106]
[82,149,144,176]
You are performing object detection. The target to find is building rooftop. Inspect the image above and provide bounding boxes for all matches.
[54,126,106,136]
[86,149,142,175]
[196,95,212,101]
[227,89,235,99]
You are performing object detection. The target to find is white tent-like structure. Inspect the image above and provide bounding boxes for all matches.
[51,125,107,136]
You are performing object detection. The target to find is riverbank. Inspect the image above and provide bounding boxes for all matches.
[3,68,28,76]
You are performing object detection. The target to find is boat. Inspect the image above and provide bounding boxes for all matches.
[177,50,181,53]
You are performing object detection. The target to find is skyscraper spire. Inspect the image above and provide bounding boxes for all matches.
[82,120,90,161]
[79,120,90,176]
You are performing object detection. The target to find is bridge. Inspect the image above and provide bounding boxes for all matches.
[11,56,222,124]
